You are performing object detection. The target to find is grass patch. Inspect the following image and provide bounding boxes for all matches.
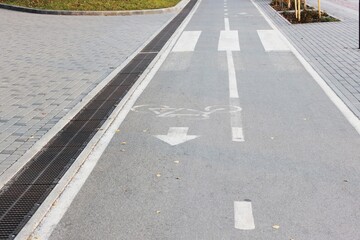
[0,0,181,11]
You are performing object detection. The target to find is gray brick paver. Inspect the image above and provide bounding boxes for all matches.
[256,0,360,118]
[0,9,175,179]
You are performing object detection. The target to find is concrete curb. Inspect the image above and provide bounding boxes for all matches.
[0,0,188,16]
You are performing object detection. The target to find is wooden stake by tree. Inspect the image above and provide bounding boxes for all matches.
[318,0,321,18]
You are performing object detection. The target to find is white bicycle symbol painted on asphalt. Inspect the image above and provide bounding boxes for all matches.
[131,105,242,120]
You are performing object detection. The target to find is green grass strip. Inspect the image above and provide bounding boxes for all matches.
[0,0,181,11]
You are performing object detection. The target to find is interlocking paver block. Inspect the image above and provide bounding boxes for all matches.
[256,0,360,118]
[0,8,175,178]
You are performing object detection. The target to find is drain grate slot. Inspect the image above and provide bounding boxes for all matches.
[85,99,118,110]
[0,0,197,238]
[120,58,153,74]
[12,147,82,185]
[62,120,103,133]
[74,109,112,121]
[110,73,140,87]
[95,85,131,101]
[0,184,55,239]
[49,131,94,148]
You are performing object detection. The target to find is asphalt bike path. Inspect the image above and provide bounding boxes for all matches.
[43,0,360,239]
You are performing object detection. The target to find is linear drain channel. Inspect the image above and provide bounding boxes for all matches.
[0,0,197,238]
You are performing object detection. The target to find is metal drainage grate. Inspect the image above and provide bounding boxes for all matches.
[0,0,197,239]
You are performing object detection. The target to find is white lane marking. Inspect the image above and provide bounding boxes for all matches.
[26,0,204,239]
[218,31,240,51]
[222,18,245,142]
[224,18,230,30]
[257,30,290,52]
[232,127,244,142]
[155,127,199,146]
[251,0,360,134]
[230,98,244,142]
[172,31,201,52]
[234,201,255,230]
[226,51,239,98]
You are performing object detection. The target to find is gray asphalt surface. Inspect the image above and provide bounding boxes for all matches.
[49,0,360,239]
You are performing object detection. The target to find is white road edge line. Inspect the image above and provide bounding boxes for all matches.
[15,0,203,239]
[172,31,202,52]
[234,201,255,230]
[251,0,360,135]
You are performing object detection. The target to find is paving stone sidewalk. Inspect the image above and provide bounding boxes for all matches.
[256,0,360,118]
[0,9,174,177]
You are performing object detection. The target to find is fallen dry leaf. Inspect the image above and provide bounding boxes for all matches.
[121,142,127,145]
[174,160,180,164]
[156,173,161,177]
[272,225,280,229]
[156,210,161,214]
[116,129,120,133]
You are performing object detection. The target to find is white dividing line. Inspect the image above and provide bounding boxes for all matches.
[232,127,244,142]
[226,51,239,99]
[234,201,255,230]
[224,18,230,31]
[251,0,360,135]
[220,18,245,142]
[230,97,244,142]
[172,31,201,52]
[257,30,290,52]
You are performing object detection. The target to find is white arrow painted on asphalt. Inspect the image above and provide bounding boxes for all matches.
[155,127,199,146]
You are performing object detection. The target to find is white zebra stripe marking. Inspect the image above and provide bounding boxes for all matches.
[218,31,240,51]
[172,31,201,52]
[234,201,255,230]
[257,30,290,52]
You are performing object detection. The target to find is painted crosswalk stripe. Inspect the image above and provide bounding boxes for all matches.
[218,18,240,51]
[218,31,240,51]
[234,201,255,230]
[257,30,290,52]
[172,31,201,52]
